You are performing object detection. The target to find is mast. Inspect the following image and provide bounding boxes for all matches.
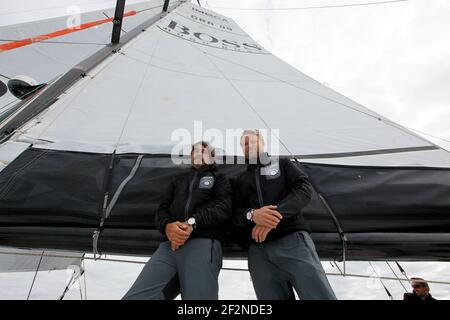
[163,0,170,12]
[111,0,126,44]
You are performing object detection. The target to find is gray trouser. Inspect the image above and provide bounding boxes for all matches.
[248,230,337,300]
[122,238,222,300]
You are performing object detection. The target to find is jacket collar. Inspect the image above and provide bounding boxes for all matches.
[190,164,215,175]
[246,152,271,171]
[411,291,434,300]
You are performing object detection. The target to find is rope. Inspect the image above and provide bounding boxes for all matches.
[369,261,394,300]
[26,250,44,300]
[386,261,408,292]
[1,250,449,285]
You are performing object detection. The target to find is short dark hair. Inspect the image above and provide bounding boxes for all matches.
[191,141,215,159]
[410,277,429,288]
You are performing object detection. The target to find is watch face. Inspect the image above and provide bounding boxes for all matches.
[246,211,252,220]
[188,217,195,225]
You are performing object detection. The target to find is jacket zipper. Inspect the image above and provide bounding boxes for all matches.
[184,171,197,220]
[210,239,214,263]
[255,168,264,207]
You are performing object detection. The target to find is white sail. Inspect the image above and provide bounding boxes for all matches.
[1,2,447,163]
[0,2,449,261]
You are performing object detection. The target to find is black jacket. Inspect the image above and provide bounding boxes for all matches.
[156,165,232,242]
[403,292,436,301]
[232,154,313,244]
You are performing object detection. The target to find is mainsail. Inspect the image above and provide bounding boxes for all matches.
[0,1,449,261]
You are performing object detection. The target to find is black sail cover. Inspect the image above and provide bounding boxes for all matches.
[0,2,449,261]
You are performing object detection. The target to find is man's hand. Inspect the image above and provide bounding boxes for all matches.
[252,225,272,243]
[252,205,283,228]
[165,221,191,251]
[181,221,194,235]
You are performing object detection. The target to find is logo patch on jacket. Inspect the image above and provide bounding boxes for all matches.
[261,163,280,180]
[199,176,215,189]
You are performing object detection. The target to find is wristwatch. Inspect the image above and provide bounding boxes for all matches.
[187,217,197,229]
[246,209,254,221]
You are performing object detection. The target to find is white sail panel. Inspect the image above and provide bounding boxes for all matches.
[0,141,30,172]
[0,1,168,116]
[4,2,447,166]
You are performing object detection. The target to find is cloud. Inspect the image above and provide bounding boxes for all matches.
[1,257,449,300]
[208,0,450,149]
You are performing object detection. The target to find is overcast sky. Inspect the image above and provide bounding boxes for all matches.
[0,0,449,300]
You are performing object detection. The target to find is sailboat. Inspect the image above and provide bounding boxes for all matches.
[1,0,449,292]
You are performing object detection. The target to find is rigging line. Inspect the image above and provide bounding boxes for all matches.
[0,0,126,16]
[26,250,44,300]
[83,258,88,300]
[403,126,450,144]
[80,254,87,300]
[58,254,86,300]
[368,261,394,300]
[386,261,408,292]
[82,259,88,300]
[0,151,49,203]
[211,0,409,11]
[0,73,12,80]
[120,50,290,82]
[113,29,164,151]
[102,11,127,34]
[221,266,450,288]
[58,269,76,300]
[0,82,49,117]
[0,103,16,114]
[201,50,293,156]
[59,269,84,300]
[135,4,166,14]
[78,277,84,300]
[329,260,345,277]
[0,38,108,46]
[195,44,350,266]
[202,51,444,149]
[325,272,450,284]
[202,51,388,122]
[395,261,410,282]
[0,251,145,264]
[1,251,449,286]
[332,260,345,276]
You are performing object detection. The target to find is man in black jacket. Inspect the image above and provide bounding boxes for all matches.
[233,129,336,300]
[123,141,232,300]
[403,278,436,301]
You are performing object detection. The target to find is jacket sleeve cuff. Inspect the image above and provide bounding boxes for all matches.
[159,217,174,235]
[244,208,256,225]
[191,213,202,228]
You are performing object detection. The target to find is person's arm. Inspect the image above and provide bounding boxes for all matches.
[191,174,232,228]
[276,159,313,219]
[231,176,254,228]
[155,178,177,236]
